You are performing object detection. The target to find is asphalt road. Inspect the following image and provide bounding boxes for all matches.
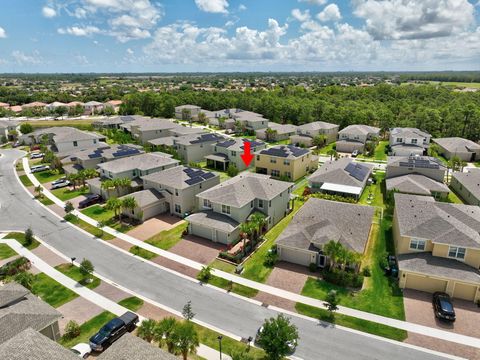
[0,149,450,360]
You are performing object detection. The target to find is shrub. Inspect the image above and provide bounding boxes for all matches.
[0,257,31,279]
[24,228,34,246]
[13,271,35,290]
[63,320,81,340]
[226,164,239,177]
[197,266,212,282]
[362,266,371,277]
[264,251,278,267]
[308,263,318,273]
[323,268,364,288]
[309,192,356,203]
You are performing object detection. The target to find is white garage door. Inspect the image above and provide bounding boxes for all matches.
[279,246,313,267]
[191,223,213,240]
[405,274,447,293]
[142,202,166,220]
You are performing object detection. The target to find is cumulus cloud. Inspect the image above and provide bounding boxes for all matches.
[298,0,328,5]
[126,48,134,54]
[0,27,6,38]
[238,4,247,11]
[195,0,229,13]
[317,4,342,22]
[58,25,101,36]
[42,6,57,17]
[291,9,311,22]
[353,0,475,40]
[11,50,42,65]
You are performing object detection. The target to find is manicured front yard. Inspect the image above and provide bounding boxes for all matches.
[80,205,136,233]
[31,272,78,308]
[19,174,33,187]
[60,311,116,348]
[358,141,389,161]
[0,244,17,259]
[55,263,101,290]
[129,245,157,260]
[118,296,144,311]
[145,222,188,250]
[64,214,114,240]
[6,232,40,250]
[33,169,64,184]
[52,186,89,201]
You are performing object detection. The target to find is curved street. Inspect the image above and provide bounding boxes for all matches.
[0,149,452,360]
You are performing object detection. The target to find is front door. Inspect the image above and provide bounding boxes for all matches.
[318,254,327,268]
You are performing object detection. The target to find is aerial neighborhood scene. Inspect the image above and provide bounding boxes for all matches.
[1,1,480,360]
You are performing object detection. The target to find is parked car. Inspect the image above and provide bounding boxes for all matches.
[351,150,359,158]
[433,292,456,322]
[78,194,102,209]
[51,178,71,190]
[12,141,20,148]
[255,326,297,353]
[89,312,139,352]
[30,152,45,159]
[384,254,398,277]
[70,343,91,358]
[31,165,50,173]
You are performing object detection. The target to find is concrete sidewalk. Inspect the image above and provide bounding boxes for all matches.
[22,157,480,350]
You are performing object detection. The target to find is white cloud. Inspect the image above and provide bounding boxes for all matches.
[0,27,6,38]
[195,0,229,14]
[42,6,57,17]
[11,50,41,65]
[238,4,247,11]
[353,0,475,40]
[298,0,328,5]
[74,55,90,65]
[291,9,311,22]
[58,25,101,36]
[126,48,134,54]
[317,4,341,22]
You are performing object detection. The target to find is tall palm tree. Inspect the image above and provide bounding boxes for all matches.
[101,179,115,198]
[249,213,266,242]
[327,148,338,161]
[239,222,253,256]
[155,317,177,351]
[137,319,157,343]
[113,177,131,197]
[323,240,343,269]
[105,197,122,223]
[121,196,138,221]
[66,173,79,190]
[171,321,199,360]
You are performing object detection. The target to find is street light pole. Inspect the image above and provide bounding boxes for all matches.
[217,335,223,360]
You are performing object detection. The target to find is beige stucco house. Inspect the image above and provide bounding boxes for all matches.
[336,124,380,153]
[290,121,339,147]
[450,168,480,206]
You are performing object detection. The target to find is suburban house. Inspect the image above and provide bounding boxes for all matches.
[45,102,67,111]
[62,143,144,174]
[20,126,106,154]
[389,127,431,156]
[22,101,47,110]
[336,124,381,153]
[386,156,447,183]
[126,118,204,144]
[386,174,449,199]
[186,173,293,244]
[308,158,374,199]
[255,144,317,181]
[255,122,297,142]
[170,133,225,163]
[104,100,122,113]
[393,193,480,302]
[120,188,166,222]
[450,168,480,206]
[205,138,266,171]
[84,101,104,114]
[290,121,339,147]
[0,283,62,345]
[175,104,201,121]
[0,119,18,139]
[141,165,220,217]
[234,111,268,132]
[433,137,480,162]
[276,198,374,267]
[93,115,144,130]
[207,109,237,129]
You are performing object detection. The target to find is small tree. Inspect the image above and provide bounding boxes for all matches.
[14,271,34,290]
[324,290,339,315]
[171,321,199,360]
[63,320,81,340]
[137,319,157,343]
[20,122,33,134]
[230,349,255,360]
[227,164,239,177]
[97,220,106,237]
[34,185,43,199]
[256,314,299,360]
[79,258,94,282]
[182,300,195,321]
[24,228,34,247]
[64,201,74,214]
[197,265,212,282]
[312,134,327,149]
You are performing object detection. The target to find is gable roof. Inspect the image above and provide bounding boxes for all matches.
[198,172,293,207]
[261,122,298,135]
[387,155,446,171]
[390,127,430,138]
[98,152,179,173]
[297,121,339,131]
[452,168,480,200]
[338,124,380,136]
[259,144,310,159]
[28,127,104,144]
[276,198,374,253]
[433,137,480,153]
[173,133,225,146]
[120,189,164,208]
[386,174,449,196]
[394,193,480,248]
[308,158,373,188]
[142,166,219,190]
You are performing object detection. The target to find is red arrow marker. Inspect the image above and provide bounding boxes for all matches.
[240,140,254,167]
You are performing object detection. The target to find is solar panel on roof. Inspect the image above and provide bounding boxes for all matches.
[184,168,195,174]
[345,162,369,181]
[202,172,215,180]
[88,153,102,159]
[185,177,203,186]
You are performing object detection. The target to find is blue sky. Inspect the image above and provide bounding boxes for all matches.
[0,0,479,73]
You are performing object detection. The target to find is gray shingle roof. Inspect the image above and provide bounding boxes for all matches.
[276,198,374,253]
[259,145,310,159]
[259,122,297,135]
[0,328,79,360]
[120,189,164,208]
[142,166,219,190]
[0,283,62,344]
[308,158,373,188]
[386,174,449,196]
[198,172,293,207]
[433,137,480,153]
[98,152,179,173]
[173,132,225,146]
[98,333,178,360]
[185,210,239,232]
[175,104,201,110]
[28,127,104,143]
[0,283,29,308]
[394,193,480,248]
[297,121,338,131]
[338,124,380,136]
[390,127,430,138]
[398,252,480,284]
[452,169,480,200]
[387,155,446,170]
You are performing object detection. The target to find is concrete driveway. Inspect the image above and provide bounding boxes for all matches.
[127,215,185,241]
[404,289,480,359]
[57,297,104,335]
[169,235,225,265]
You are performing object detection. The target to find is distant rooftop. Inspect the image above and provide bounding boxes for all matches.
[452,168,480,200]
[338,124,380,136]
[297,121,339,131]
[173,132,225,146]
[433,137,480,153]
[309,158,373,188]
[142,165,219,189]
[215,138,265,152]
[387,155,446,170]
[98,152,179,173]
[390,127,430,138]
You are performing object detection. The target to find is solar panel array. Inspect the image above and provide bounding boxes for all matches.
[87,144,141,159]
[190,133,223,144]
[183,167,217,186]
[261,145,309,158]
[216,139,236,148]
[398,156,440,169]
[345,162,370,181]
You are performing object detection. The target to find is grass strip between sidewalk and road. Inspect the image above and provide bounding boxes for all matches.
[118,296,144,312]
[0,244,17,259]
[64,214,114,240]
[55,263,101,290]
[6,232,40,250]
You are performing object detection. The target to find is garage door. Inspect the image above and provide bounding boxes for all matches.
[453,283,477,301]
[142,202,166,220]
[405,274,447,293]
[190,223,213,241]
[279,246,313,267]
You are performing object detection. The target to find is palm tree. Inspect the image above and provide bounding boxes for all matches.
[327,148,338,161]
[34,185,43,198]
[77,171,87,188]
[239,222,253,256]
[197,111,207,124]
[155,317,178,351]
[249,212,266,242]
[137,319,157,343]
[265,128,278,142]
[101,179,115,198]
[113,177,131,197]
[171,321,199,360]
[323,240,343,269]
[66,173,79,190]
[121,196,138,221]
[105,197,122,223]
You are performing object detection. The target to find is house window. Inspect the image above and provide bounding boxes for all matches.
[256,155,260,161]
[175,204,181,213]
[250,200,254,208]
[409,238,426,251]
[73,141,78,147]
[175,189,179,196]
[271,170,280,177]
[232,151,236,157]
[94,139,97,144]
[270,158,277,164]
[199,183,202,189]
[283,160,290,165]
[269,201,271,207]
[221,205,230,214]
[411,138,418,144]
[203,199,211,208]
[258,199,264,208]
[396,138,402,142]
[285,172,291,179]
[448,246,466,260]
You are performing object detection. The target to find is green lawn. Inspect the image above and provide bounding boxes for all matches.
[34,170,64,184]
[358,141,388,161]
[444,187,465,204]
[359,172,386,207]
[206,274,258,298]
[6,232,40,250]
[0,244,17,259]
[241,199,305,283]
[19,174,33,187]
[55,264,101,290]
[118,296,144,311]
[37,196,54,206]
[60,311,116,348]
[52,186,89,201]
[317,142,336,155]
[267,139,290,145]
[295,303,407,341]
[30,119,94,130]
[80,205,136,233]
[475,162,480,168]
[129,245,157,260]
[145,222,188,250]
[210,259,236,273]
[64,215,114,240]
[31,273,78,308]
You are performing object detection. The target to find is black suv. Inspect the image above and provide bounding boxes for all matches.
[433,292,456,322]
[78,194,101,209]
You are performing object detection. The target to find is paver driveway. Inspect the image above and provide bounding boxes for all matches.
[169,235,225,265]
[127,215,185,241]
[57,297,104,335]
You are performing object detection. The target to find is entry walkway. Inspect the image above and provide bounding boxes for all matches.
[22,158,480,350]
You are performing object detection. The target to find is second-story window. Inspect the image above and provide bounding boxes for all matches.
[270,158,276,164]
[409,238,425,251]
[283,160,290,165]
[73,141,78,147]
[258,199,264,208]
[222,204,230,214]
[203,199,211,208]
[448,246,466,260]
[396,138,402,142]
[411,138,418,144]
[175,189,179,196]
